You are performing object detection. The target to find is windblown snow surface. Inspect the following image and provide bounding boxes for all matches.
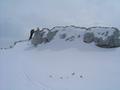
[0,26,120,90]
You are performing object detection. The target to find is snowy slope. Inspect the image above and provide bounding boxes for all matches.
[0,26,120,90]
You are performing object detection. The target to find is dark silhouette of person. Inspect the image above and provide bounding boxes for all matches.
[29,29,35,40]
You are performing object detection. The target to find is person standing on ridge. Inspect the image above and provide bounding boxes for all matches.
[29,29,35,40]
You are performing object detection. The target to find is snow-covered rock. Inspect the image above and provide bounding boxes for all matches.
[85,27,120,48]
[31,26,120,48]
[31,25,86,46]
[50,25,85,42]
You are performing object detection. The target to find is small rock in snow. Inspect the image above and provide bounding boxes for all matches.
[72,72,75,76]
[49,75,53,78]
[60,77,63,79]
[80,75,83,78]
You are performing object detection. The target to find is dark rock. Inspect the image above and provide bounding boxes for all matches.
[80,75,83,78]
[60,77,63,79]
[59,33,67,39]
[72,72,75,76]
[31,28,58,46]
[84,27,120,48]
[83,32,94,43]
[94,29,120,48]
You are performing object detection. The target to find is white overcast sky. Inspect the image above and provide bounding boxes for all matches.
[0,0,120,39]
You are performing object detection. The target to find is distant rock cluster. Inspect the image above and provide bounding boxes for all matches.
[49,72,83,80]
[84,27,120,48]
[30,25,120,48]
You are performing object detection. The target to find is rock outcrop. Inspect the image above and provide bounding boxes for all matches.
[30,26,120,48]
[83,32,94,43]
[84,27,120,48]
[31,28,58,46]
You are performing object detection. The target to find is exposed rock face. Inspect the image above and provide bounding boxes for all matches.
[83,32,94,43]
[84,27,120,48]
[31,30,44,46]
[31,26,120,48]
[47,30,58,42]
[95,33,120,48]
[31,28,58,46]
